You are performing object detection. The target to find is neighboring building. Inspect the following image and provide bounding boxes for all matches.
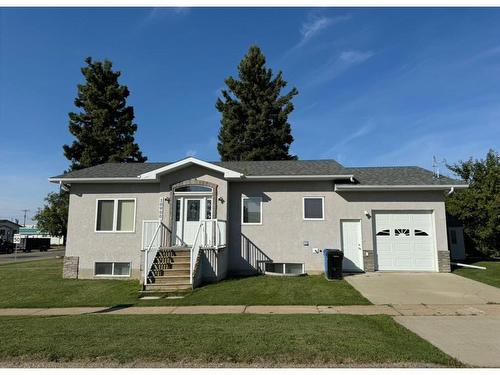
[446,214,466,260]
[14,225,64,246]
[50,157,468,290]
[0,219,21,242]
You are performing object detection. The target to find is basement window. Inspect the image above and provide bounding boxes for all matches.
[95,262,131,277]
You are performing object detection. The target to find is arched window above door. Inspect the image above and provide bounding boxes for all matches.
[174,185,212,193]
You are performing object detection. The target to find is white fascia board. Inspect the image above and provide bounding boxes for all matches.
[238,174,355,181]
[334,184,469,192]
[138,157,243,180]
[48,177,149,184]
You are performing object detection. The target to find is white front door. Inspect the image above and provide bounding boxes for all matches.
[341,220,364,272]
[374,211,436,271]
[175,197,211,246]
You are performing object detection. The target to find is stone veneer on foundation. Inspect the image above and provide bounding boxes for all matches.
[62,256,79,279]
[437,250,451,272]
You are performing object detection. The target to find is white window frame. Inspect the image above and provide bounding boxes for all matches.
[302,197,325,221]
[95,198,137,233]
[241,196,263,225]
[94,262,131,277]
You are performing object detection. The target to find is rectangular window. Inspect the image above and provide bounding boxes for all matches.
[242,197,262,224]
[175,199,181,222]
[117,200,135,231]
[96,200,114,231]
[450,230,457,245]
[95,198,136,232]
[95,262,131,277]
[186,200,200,221]
[303,197,324,220]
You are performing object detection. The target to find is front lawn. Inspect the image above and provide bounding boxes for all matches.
[140,274,370,306]
[0,314,461,367]
[453,261,500,288]
[0,258,369,307]
[0,259,139,308]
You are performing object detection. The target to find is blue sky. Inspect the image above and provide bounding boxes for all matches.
[1,7,499,223]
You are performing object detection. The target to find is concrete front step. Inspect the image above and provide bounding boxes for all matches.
[144,284,192,291]
[153,276,191,285]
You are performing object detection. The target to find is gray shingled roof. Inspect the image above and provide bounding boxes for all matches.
[341,166,462,186]
[51,160,464,186]
[216,160,345,176]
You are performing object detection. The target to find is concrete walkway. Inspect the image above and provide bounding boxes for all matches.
[0,303,499,316]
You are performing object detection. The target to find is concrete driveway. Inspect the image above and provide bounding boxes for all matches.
[346,272,500,367]
[345,272,500,305]
[395,316,500,367]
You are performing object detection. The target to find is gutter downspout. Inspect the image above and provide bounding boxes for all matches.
[447,186,455,195]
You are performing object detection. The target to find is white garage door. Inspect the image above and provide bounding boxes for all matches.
[374,211,436,271]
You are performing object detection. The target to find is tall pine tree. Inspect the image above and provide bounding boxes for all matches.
[216,45,298,161]
[63,57,147,170]
[35,57,147,243]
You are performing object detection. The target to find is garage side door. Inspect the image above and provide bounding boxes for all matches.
[374,211,436,271]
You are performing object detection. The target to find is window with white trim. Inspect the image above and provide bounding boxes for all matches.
[95,262,131,276]
[303,197,324,220]
[96,199,136,232]
[242,197,262,224]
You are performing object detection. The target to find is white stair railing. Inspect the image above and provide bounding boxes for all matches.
[189,219,227,285]
[143,222,163,286]
[189,221,205,285]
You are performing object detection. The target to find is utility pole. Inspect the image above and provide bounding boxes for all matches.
[21,209,29,227]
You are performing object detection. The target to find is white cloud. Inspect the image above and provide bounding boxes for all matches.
[339,50,374,64]
[305,49,374,88]
[321,121,376,158]
[294,14,351,49]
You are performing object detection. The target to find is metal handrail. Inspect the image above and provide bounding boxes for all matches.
[189,221,205,284]
[143,222,162,285]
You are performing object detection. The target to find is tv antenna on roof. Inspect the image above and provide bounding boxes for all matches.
[432,156,446,179]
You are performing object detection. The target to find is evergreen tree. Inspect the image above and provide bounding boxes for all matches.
[446,149,500,257]
[216,45,298,161]
[36,57,148,242]
[63,57,147,170]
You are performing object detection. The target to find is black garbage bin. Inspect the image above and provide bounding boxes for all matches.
[324,249,344,280]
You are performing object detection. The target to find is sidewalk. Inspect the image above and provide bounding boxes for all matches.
[0,303,499,316]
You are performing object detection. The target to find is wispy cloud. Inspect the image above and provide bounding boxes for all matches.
[321,121,376,158]
[185,149,197,157]
[305,49,374,88]
[288,13,351,53]
[136,7,190,29]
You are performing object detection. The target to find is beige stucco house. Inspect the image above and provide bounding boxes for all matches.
[50,157,467,291]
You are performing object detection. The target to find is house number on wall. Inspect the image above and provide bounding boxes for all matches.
[159,197,164,221]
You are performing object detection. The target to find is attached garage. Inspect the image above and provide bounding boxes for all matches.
[374,211,437,272]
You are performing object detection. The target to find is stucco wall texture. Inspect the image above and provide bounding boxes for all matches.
[65,166,450,281]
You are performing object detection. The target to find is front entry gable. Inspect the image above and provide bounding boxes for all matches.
[138,157,243,181]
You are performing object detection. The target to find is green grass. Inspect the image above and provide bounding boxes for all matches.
[0,314,461,366]
[0,258,369,308]
[0,259,139,308]
[453,261,500,288]
[140,274,370,306]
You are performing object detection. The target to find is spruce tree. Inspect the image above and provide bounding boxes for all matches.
[216,45,298,161]
[63,57,147,170]
[36,57,147,242]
